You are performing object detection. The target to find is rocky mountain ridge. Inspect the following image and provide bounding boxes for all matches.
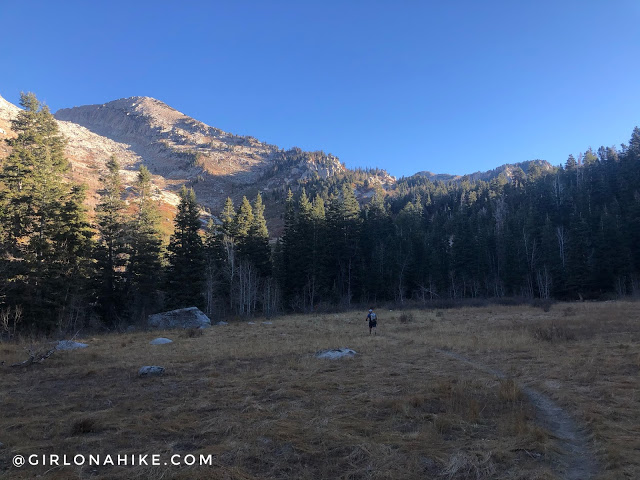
[415,159,554,184]
[1,92,555,234]
[51,96,352,232]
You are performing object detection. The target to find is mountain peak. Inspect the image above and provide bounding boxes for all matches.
[52,96,345,228]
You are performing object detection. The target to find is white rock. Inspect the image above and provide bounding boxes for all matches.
[56,340,89,351]
[315,348,357,359]
[262,321,273,325]
[138,366,165,377]
[149,338,173,345]
[247,322,256,325]
[215,321,228,326]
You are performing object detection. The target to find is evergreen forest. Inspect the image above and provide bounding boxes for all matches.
[2,93,640,333]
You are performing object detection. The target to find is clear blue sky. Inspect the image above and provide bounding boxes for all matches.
[1,1,639,177]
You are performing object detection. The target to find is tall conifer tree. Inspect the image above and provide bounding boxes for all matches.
[0,92,92,330]
[166,186,205,309]
[94,156,129,327]
[126,165,163,320]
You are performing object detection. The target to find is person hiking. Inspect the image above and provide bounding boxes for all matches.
[366,308,377,335]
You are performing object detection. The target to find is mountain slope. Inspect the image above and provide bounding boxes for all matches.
[55,97,344,211]
[1,93,347,234]
[415,159,554,183]
[2,92,558,236]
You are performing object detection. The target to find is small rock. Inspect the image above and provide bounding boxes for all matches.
[262,321,273,325]
[315,348,356,359]
[0,442,4,448]
[215,321,228,326]
[56,340,89,351]
[138,366,165,377]
[149,338,173,345]
[247,322,256,325]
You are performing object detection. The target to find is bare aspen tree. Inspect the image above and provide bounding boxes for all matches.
[556,226,566,268]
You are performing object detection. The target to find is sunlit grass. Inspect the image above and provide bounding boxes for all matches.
[0,301,638,479]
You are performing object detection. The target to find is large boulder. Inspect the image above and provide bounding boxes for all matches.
[147,307,211,330]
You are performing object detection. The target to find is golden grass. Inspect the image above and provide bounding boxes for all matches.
[0,301,638,479]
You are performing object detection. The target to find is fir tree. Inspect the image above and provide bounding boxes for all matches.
[0,92,92,330]
[246,193,271,277]
[94,156,129,327]
[166,186,205,309]
[126,165,163,321]
[220,197,236,237]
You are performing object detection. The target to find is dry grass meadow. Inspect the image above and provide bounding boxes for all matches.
[0,301,638,479]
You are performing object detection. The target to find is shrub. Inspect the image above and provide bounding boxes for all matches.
[399,312,414,324]
[184,328,204,338]
[71,418,101,435]
[498,379,524,403]
[531,322,576,342]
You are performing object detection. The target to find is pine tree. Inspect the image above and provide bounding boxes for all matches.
[166,186,205,309]
[220,197,236,237]
[203,218,225,316]
[216,197,237,314]
[234,196,254,243]
[325,184,362,305]
[94,156,130,327]
[295,189,316,309]
[0,92,92,330]
[308,193,327,306]
[126,165,163,321]
[246,193,271,277]
[279,189,298,307]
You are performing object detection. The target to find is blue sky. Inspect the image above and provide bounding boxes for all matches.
[1,1,639,177]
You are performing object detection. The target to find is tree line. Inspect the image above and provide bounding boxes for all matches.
[2,93,640,334]
[0,93,276,333]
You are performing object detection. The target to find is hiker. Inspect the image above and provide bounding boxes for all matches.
[366,308,377,335]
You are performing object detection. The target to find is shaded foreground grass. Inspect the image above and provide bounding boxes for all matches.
[0,302,638,479]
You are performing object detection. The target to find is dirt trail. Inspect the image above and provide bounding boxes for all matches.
[435,349,598,480]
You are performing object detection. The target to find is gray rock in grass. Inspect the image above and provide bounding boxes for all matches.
[315,348,356,359]
[55,340,89,351]
[138,366,165,377]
